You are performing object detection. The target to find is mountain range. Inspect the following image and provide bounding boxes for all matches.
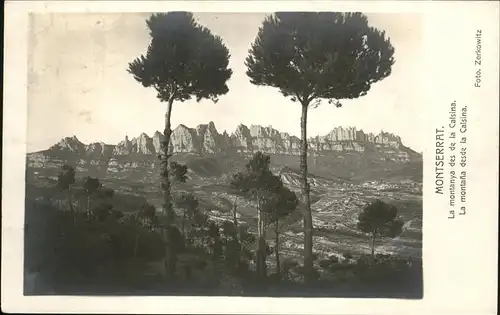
[26,122,422,183]
[30,122,419,157]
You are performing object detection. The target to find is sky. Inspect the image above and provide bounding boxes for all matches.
[27,12,424,153]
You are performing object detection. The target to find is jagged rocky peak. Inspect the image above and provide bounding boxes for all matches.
[220,130,232,148]
[86,141,109,156]
[374,131,402,147]
[324,126,359,141]
[170,124,200,153]
[249,125,280,138]
[130,133,155,155]
[201,121,225,153]
[248,125,285,153]
[232,124,253,151]
[52,135,84,152]
[152,131,165,154]
[113,135,133,155]
[318,126,402,148]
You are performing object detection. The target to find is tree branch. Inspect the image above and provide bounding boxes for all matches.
[295,93,304,104]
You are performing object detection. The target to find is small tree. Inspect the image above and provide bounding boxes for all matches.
[128,202,158,258]
[263,185,298,276]
[219,220,256,275]
[82,177,102,217]
[128,12,232,225]
[165,225,186,278]
[230,152,282,278]
[138,202,157,231]
[207,221,223,277]
[90,186,116,221]
[174,192,200,240]
[169,161,188,185]
[232,197,238,229]
[357,199,404,257]
[246,12,395,281]
[56,165,76,224]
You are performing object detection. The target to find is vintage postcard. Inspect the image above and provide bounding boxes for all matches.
[2,0,499,314]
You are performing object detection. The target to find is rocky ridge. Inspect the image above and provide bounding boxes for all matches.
[37,122,415,158]
[26,122,421,180]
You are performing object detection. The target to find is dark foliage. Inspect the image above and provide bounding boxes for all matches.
[262,184,298,224]
[230,152,284,278]
[56,164,75,191]
[230,151,282,197]
[83,177,102,195]
[24,202,165,294]
[357,199,404,256]
[128,12,233,103]
[246,12,395,105]
[175,192,201,239]
[169,161,189,183]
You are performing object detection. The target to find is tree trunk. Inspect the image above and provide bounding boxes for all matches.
[256,190,262,275]
[134,231,139,258]
[87,195,91,218]
[258,237,267,279]
[68,187,75,225]
[232,197,238,228]
[262,212,268,277]
[256,191,261,237]
[300,102,314,283]
[255,191,267,278]
[275,222,281,277]
[162,89,176,278]
[162,93,175,222]
[371,232,377,257]
[181,210,186,238]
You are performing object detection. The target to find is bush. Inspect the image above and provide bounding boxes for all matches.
[25,200,168,293]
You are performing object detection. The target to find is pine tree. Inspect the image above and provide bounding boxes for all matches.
[128,13,232,278]
[246,12,395,282]
[357,199,404,257]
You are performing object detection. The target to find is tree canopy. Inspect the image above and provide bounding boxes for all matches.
[56,164,75,191]
[262,184,298,224]
[83,177,102,195]
[230,151,282,197]
[128,12,233,104]
[357,199,404,238]
[169,161,189,183]
[245,12,395,106]
[357,199,404,256]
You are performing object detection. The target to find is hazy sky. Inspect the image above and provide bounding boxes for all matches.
[27,12,423,153]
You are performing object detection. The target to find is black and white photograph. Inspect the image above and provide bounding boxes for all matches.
[24,11,423,298]
[2,1,498,314]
